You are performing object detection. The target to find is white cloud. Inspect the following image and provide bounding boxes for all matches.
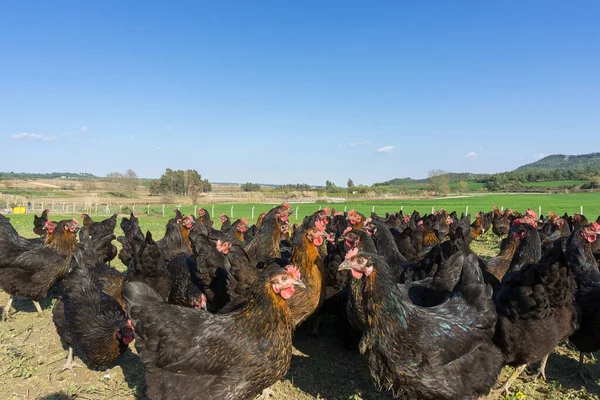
[532,153,546,159]
[466,151,478,158]
[339,141,369,148]
[376,146,394,153]
[11,132,57,141]
[80,126,88,131]
[129,134,140,140]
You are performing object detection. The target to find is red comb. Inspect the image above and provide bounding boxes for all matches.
[323,207,330,215]
[241,218,248,225]
[526,209,538,219]
[346,247,359,259]
[285,265,301,279]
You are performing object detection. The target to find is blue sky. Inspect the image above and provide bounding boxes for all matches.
[1,1,599,185]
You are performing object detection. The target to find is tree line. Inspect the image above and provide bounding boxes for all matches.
[149,169,212,202]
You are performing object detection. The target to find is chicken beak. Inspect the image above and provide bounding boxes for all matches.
[338,260,353,271]
[294,278,306,289]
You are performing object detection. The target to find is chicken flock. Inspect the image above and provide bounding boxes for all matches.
[0,204,599,399]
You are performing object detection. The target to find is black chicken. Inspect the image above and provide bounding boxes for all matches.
[566,224,600,375]
[0,215,79,321]
[32,208,50,236]
[124,262,305,400]
[53,232,134,374]
[493,261,578,393]
[339,250,504,400]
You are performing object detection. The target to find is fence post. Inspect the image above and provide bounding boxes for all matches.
[581,206,584,215]
[211,204,215,218]
[295,206,299,221]
[344,206,347,212]
[401,205,403,211]
[466,206,469,215]
[539,206,541,216]
[177,204,181,210]
[318,206,321,211]
[106,204,110,213]
[162,205,165,216]
[73,202,76,212]
[193,205,197,217]
[252,206,255,219]
[231,205,234,219]
[147,204,150,215]
[62,202,65,211]
[501,206,504,212]
[133,204,136,214]
[432,207,434,214]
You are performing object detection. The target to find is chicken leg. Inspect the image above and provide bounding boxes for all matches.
[2,296,14,321]
[33,300,43,316]
[60,347,81,376]
[501,364,527,394]
[257,387,275,399]
[531,354,549,381]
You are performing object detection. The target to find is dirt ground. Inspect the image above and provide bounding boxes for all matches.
[0,233,599,400]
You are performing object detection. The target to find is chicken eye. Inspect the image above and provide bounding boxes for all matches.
[357,258,364,264]
[281,275,288,282]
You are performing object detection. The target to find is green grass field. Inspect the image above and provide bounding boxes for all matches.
[5,193,600,239]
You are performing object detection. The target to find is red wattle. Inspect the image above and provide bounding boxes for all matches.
[280,287,296,300]
[351,270,363,280]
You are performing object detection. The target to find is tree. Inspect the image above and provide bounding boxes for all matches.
[347,178,355,188]
[428,169,450,196]
[106,172,125,194]
[241,183,261,192]
[149,169,212,198]
[456,180,469,194]
[276,183,311,191]
[81,181,98,193]
[123,169,139,195]
[325,180,339,192]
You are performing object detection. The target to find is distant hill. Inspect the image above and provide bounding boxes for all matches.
[0,172,97,180]
[374,173,489,187]
[515,153,600,172]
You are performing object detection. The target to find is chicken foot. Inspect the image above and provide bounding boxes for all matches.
[33,300,43,316]
[530,354,549,381]
[257,387,275,399]
[60,347,81,376]
[499,364,527,395]
[2,296,14,321]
